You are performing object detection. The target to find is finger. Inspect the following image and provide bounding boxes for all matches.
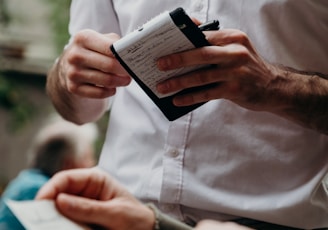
[69,84,116,99]
[36,168,110,200]
[69,69,131,88]
[104,32,121,40]
[157,68,217,94]
[205,29,252,48]
[172,79,243,106]
[67,67,131,89]
[157,67,239,95]
[77,169,112,200]
[68,83,117,99]
[191,17,202,25]
[36,169,89,200]
[172,83,224,106]
[68,47,128,76]
[67,77,130,99]
[73,30,120,57]
[57,193,154,230]
[56,193,112,229]
[157,43,248,71]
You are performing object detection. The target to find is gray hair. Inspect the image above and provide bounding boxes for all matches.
[27,116,98,177]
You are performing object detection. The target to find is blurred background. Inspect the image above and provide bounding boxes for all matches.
[0,0,108,194]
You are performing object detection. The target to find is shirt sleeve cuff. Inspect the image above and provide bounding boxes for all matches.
[146,203,193,230]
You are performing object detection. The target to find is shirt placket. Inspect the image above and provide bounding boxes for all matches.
[188,0,209,22]
[159,113,192,218]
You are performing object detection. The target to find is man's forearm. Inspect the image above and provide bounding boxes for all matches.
[271,66,328,135]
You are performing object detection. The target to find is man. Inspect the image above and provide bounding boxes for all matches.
[45,0,328,229]
[0,117,98,229]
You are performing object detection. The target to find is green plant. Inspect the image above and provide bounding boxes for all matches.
[0,0,10,27]
[45,0,71,55]
[0,75,36,132]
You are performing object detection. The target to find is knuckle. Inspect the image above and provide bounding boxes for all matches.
[79,201,97,216]
[103,77,114,86]
[51,170,66,181]
[234,31,249,45]
[73,29,93,45]
[202,90,212,101]
[193,72,208,85]
[199,72,213,85]
[104,32,121,44]
[66,48,85,65]
[228,45,250,64]
[236,46,250,60]
[67,81,79,93]
[227,81,242,96]
[107,32,120,39]
[171,78,182,88]
[66,66,81,82]
[199,48,216,62]
[101,60,115,73]
[169,53,184,67]
[96,88,116,98]
[170,77,185,90]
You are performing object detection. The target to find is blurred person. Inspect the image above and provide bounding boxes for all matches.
[0,116,98,230]
[45,0,328,229]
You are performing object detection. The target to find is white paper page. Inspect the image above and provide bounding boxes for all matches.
[6,199,91,230]
[113,11,203,98]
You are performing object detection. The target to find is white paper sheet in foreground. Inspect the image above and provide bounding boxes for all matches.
[6,199,91,230]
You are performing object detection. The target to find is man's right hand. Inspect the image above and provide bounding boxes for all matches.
[59,30,131,99]
[46,30,131,124]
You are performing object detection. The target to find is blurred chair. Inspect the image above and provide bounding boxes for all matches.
[0,115,99,230]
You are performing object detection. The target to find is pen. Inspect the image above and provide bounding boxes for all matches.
[198,20,220,31]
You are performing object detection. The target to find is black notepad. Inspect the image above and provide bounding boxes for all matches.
[111,7,216,121]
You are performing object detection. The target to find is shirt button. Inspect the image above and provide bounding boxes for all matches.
[169,149,179,158]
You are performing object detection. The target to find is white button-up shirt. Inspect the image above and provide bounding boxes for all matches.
[69,0,328,228]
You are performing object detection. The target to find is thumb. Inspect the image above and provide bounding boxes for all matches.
[104,32,121,40]
[190,17,202,26]
[56,193,111,228]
